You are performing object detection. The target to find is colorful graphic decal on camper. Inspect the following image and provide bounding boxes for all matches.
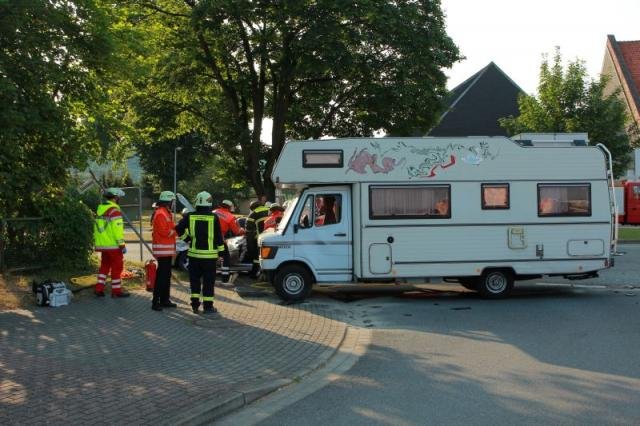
[346,141,406,174]
[408,141,499,178]
[346,140,499,178]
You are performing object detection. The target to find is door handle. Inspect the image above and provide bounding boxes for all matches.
[334,233,347,237]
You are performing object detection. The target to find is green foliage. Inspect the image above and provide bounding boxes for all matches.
[500,48,633,177]
[0,0,136,218]
[178,157,252,205]
[125,0,460,199]
[136,133,214,191]
[40,190,95,270]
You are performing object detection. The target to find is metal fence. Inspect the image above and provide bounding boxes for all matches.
[0,217,49,272]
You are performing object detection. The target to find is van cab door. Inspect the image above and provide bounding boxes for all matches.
[293,188,352,282]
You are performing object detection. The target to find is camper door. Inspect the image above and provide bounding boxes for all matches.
[294,188,352,282]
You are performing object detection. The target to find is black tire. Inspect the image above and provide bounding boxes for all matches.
[459,278,478,291]
[273,264,313,301]
[477,269,514,299]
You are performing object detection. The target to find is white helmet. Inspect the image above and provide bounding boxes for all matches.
[104,187,125,198]
[194,191,213,207]
[221,199,234,210]
[159,191,176,202]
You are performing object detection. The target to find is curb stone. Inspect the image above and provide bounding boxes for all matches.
[172,320,350,426]
[214,326,372,426]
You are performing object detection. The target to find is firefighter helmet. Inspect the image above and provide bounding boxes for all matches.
[194,191,213,207]
[221,199,234,210]
[159,191,176,202]
[104,187,125,198]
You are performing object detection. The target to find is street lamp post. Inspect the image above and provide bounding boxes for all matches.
[173,146,182,214]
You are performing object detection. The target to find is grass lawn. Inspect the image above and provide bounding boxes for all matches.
[0,256,146,310]
[619,227,640,241]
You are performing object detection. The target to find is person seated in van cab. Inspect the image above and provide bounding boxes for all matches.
[315,196,337,226]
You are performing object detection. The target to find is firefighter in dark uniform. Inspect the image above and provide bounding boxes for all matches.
[175,191,225,314]
[245,199,269,278]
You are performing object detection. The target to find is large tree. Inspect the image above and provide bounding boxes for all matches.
[0,0,133,217]
[500,48,634,177]
[130,0,460,199]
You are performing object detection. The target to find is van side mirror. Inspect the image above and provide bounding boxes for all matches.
[293,224,299,233]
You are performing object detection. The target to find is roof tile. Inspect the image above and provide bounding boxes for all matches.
[619,41,640,95]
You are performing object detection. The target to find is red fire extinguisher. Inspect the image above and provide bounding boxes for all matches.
[145,259,157,292]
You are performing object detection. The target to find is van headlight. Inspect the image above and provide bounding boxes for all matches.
[260,246,278,259]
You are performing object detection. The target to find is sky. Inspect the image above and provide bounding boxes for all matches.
[440,0,640,94]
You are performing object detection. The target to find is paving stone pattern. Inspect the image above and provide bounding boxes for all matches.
[0,280,347,425]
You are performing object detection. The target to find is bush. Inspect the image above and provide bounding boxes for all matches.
[40,190,95,270]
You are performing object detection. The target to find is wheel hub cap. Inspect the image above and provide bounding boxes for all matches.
[284,274,303,294]
[487,273,507,293]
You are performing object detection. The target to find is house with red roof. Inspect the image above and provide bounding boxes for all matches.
[602,34,640,178]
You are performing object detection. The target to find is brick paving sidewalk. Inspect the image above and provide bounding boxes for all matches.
[0,278,348,425]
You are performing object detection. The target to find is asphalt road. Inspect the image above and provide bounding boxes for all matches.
[220,245,640,425]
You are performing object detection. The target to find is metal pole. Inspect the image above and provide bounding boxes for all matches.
[0,219,5,272]
[139,187,143,262]
[173,147,178,215]
[173,147,182,219]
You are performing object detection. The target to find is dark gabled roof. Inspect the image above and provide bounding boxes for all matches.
[606,35,640,123]
[429,62,524,137]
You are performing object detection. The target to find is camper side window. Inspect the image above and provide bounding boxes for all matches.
[537,184,591,217]
[369,185,451,219]
[482,183,510,209]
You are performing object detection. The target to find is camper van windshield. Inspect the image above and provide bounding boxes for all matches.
[277,196,298,231]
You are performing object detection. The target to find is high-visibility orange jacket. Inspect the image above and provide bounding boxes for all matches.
[152,206,176,257]
[213,207,245,238]
[264,211,283,231]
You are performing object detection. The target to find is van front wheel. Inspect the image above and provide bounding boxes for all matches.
[273,265,313,301]
[478,269,513,299]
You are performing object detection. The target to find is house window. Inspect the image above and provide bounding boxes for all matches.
[369,185,451,219]
[482,183,510,209]
[538,184,591,217]
[302,150,343,168]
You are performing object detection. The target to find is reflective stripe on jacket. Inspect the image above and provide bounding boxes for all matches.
[246,206,269,236]
[175,209,224,259]
[152,206,176,257]
[94,201,125,251]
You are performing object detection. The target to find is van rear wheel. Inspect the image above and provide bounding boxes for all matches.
[478,269,513,299]
[273,264,313,302]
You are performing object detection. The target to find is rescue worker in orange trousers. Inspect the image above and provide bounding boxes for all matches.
[245,199,269,278]
[176,191,225,314]
[151,191,178,311]
[213,199,245,283]
[263,203,284,231]
[94,188,130,298]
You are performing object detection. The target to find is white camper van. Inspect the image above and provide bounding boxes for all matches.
[259,134,617,301]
